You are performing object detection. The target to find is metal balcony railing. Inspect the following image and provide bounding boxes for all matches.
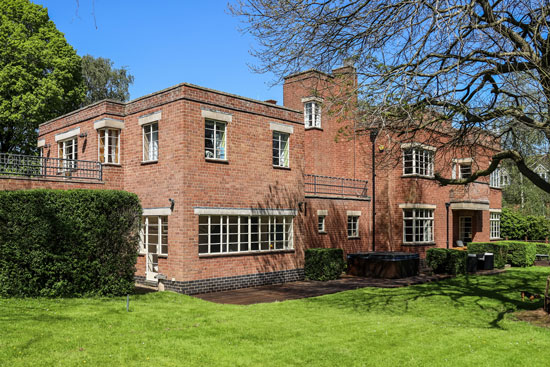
[0,153,102,181]
[304,174,369,198]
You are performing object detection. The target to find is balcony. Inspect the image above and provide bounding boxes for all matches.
[0,153,102,181]
[304,174,369,200]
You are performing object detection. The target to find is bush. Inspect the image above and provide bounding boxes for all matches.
[501,208,550,241]
[304,248,345,281]
[0,189,142,297]
[468,242,509,269]
[535,243,550,255]
[426,248,467,275]
[501,241,536,267]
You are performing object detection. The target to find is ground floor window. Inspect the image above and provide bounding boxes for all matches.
[403,209,434,243]
[490,212,501,239]
[347,216,359,238]
[198,215,293,254]
[141,216,168,255]
[459,216,472,243]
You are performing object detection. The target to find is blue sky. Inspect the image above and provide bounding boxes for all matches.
[32,0,283,103]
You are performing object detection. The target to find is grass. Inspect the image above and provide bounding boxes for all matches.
[1,268,550,367]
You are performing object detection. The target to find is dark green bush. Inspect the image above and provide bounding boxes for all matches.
[501,208,550,241]
[535,243,550,255]
[0,189,142,297]
[501,241,536,267]
[468,242,509,269]
[426,248,467,275]
[305,248,345,281]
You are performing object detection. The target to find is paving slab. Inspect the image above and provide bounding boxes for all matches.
[194,269,505,305]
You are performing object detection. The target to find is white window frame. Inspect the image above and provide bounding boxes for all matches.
[459,164,471,179]
[205,119,227,160]
[403,208,434,244]
[402,147,434,177]
[142,122,159,162]
[490,212,501,239]
[318,215,326,233]
[98,128,120,164]
[347,216,359,238]
[198,215,294,255]
[140,216,168,256]
[304,101,321,128]
[58,137,78,170]
[273,131,290,168]
[490,168,501,188]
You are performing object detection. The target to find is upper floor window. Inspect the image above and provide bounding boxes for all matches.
[304,102,321,128]
[535,164,548,181]
[205,120,226,160]
[459,163,471,179]
[98,128,120,164]
[490,167,509,188]
[143,122,159,162]
[273,131,289,167]
[402,145,434,177]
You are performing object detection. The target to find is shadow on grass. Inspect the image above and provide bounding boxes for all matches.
[303,268,550,329]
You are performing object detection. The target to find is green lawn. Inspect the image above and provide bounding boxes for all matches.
[2,268,550,367]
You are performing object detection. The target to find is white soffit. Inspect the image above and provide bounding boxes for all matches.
[37,139,45,148]
[317,210,328,216]
[201,109,232,123]
[55,128,80,142]
[94,118,125,130]
[138,111,162,126]
[143,207,172,216]
[400,142,436,151]
[347,211,362,216]
[270,122,294,134]
[301,96,324,103]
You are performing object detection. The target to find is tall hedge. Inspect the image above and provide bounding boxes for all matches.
[535,243,550,255]
[501,208,550,240]
[502,241,536,267]
[426,248,467,275]
[468,242,509,269]
[0,189,142,297]
[305,248,345,281]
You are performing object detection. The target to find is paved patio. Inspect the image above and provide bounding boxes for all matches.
[194,269,505,305]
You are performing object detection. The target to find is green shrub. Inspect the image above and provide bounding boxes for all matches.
[426,248,467,275]
[468,242,509,269]
[501,241,536,267]
[0,189,142,297]
[305,248,345,281]
[501,208,550,240]
[535,243,550,255]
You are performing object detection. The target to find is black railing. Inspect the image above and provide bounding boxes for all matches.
[0,153,102,181]
[304,174,369,198]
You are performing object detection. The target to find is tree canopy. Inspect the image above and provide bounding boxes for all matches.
[232,0,550,192]
[81,54,134,105]
[0,0,85,154]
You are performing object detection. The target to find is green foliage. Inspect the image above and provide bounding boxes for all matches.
[304,248,345,281]
[81,54,135,105]
[535,243,550,255]
[502,241,536,267]
[502,163,550,217]
[0,189,141,297]
[0,0,85,154]
[500,208,550,240]
[468,242,509,269]
[426,248,467,275]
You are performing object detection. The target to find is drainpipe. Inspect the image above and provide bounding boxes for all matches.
[445,202,451,249]
[370,129,378,252]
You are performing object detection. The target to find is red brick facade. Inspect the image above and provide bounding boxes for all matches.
[1,67,501,293]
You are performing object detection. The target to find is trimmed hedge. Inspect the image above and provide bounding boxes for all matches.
[426,248,467,275]
[468,242,509,269]
[0,189,142,297]
[501,241,536,267]
[535,243,550,255]
[501,208,550,241]
[304,248,345,281]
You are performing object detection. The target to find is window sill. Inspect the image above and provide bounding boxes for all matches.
[199,249,295,258]
[205,158,229,164]
[305,126,323,131]
[273,165,291,170]
[141,160,158,165]
[402,242,436,246]
[102,163,122,167]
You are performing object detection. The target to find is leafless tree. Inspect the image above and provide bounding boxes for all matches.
[231,0,550,191]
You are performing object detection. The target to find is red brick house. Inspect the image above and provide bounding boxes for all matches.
[0,65,502,293]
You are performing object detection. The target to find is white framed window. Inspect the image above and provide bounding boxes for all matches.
[143,122,159,162]
[198,215,293,254]
[273,131,289,167]
[98,128,120,164]
[459,216,472,243]
[459,164,471,179]
[490,212,501,239]
[304,102,321,128]
[140,216,168,256]
[535,165,548,181]
[58,138,78,169]
[318,215,326,233]
[490,168,501,188]
[205,120,226,160]
[347,216,359,238]
[403,147,434,177]
[403,209,434,243]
